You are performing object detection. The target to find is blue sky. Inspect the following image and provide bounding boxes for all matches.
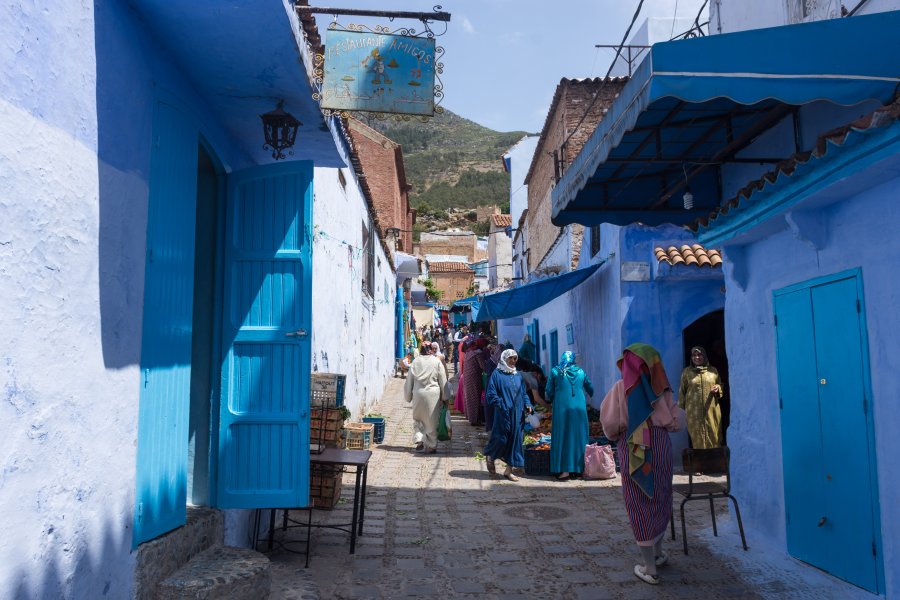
[315,0,708,133]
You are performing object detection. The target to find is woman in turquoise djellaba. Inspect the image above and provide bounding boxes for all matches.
[545,351,594,480]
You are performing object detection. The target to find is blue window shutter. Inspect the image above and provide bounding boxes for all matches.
[134,101,198,547]
[217,162,313,509]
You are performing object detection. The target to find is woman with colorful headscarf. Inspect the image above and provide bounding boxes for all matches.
[545,351,594,480]
[600,343,682,585]
[484,348,534,481]
[678,346,724,448]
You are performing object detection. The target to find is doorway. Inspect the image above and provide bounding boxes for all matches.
[682,309,729,444]
[187,141,223,506]
[773,270,882,593]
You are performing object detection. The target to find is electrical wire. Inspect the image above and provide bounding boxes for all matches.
[562,0,646,150]
[670,0,680,39]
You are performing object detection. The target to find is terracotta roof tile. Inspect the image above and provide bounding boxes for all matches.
[491,214,512,227]
[428,261,473,273]
[654,244,723,268]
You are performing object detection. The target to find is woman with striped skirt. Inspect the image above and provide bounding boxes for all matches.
[600,343,683,585]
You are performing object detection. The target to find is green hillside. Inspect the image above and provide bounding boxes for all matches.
[360,109,529,214]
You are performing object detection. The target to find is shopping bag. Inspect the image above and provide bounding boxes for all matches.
[437,403,452,441]
[583,444,617,479]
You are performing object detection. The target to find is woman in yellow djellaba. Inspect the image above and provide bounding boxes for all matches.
[678,346,725,448]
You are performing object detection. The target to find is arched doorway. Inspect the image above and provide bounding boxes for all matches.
[682,309,729,444]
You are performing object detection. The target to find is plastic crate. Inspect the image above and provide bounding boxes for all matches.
[310,373,346,408]
[342,422,374,450]
[523,443,551,476]
[362,417,385,444]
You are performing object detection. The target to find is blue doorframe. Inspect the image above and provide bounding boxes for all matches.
[773,268,883,593]
[549,329,559,368]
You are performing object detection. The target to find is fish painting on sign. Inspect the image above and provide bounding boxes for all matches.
[322,29,436,116]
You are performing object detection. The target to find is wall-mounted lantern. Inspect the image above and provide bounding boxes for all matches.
[261,101,301,160]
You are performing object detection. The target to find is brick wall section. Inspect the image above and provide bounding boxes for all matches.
[348,118,415,253]
[525,77,627,271]
[431,272,474,301]
[420,232,476,262]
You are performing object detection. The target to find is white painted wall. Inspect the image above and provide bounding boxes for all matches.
[710,0,900,33]
[505,136,539,230]
[311,161,396,420]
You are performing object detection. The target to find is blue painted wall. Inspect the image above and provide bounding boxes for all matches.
[0,0,335,596]
[721,173,900,595]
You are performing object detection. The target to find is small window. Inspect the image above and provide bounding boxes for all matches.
[338,169,347,190]
[456,291,464,299]
[361,221,374,297]
[590,225,601,257]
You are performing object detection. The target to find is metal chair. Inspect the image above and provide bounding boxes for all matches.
[669,446,748,554]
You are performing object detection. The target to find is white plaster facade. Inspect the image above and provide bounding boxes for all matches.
[709,0,900,33]
[311,163,396,421]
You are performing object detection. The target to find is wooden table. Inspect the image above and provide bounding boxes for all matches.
[256,447,373,566]
[309,447,372,553]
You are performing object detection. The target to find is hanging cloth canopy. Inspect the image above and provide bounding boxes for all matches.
[473,262,604,322]
[552,10,900,228]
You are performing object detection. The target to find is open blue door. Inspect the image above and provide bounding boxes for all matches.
[217,162,313,509]
[774,270,882,593]
[134,100,198,546]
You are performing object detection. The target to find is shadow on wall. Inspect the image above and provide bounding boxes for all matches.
[95,0,154,369]
[7,512,133,600]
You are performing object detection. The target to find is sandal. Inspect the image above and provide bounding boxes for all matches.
[415,442,424,451]
[655,552,669,567]
[486,457,496,475]
[556,472,570,481]
[503,468,519,482]
[633,565,659,585]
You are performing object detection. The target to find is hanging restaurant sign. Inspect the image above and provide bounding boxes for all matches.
[320,29,437,117]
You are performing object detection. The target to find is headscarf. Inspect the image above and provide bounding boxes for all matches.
[557,350,577,374]
[431,341,441,354]
[617,343,671,498]
[497,349,518,374]
[690,346,709,369]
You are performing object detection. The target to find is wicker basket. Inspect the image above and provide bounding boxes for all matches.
[342,422,374,450]
[362,417,385,444]
[310,373,346,408]
[523,444,552,476]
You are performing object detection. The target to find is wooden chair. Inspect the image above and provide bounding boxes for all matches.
[669,447,748,554]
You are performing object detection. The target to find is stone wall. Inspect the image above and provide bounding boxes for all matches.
[419,233,476,262]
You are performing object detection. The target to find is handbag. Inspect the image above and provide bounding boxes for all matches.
[437,404,452,441]
[583,444,617,479]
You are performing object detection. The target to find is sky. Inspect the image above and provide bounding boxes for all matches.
[314,0,709,133]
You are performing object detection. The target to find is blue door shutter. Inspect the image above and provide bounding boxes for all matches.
[217,162,313,509]
[134,101,198,547]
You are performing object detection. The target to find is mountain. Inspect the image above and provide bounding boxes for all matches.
[359,109,529,226]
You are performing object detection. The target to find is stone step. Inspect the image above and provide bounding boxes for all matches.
[156,545,271,600]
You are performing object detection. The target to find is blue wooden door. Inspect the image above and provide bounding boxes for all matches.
[549,330,559,367]
[217,162,313,509]
[134,100,198,546]
[774,271,881,592]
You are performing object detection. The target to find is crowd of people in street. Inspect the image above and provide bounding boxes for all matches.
[400,321,727,586]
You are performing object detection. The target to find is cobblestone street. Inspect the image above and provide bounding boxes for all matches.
[268,375,871,600]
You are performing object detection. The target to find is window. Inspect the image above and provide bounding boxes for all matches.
[337,169,347,190]
[456,291,464,299]
[590,225,601,257]
[361,220,374,297]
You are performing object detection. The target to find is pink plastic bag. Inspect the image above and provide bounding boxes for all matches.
[583,444,617,480]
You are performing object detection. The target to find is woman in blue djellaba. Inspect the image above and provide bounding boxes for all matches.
[545,351,594,481]
[483,349,534,481]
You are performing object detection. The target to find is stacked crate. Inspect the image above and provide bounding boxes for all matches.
[310,465,344,509]
[310,407,344,450]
